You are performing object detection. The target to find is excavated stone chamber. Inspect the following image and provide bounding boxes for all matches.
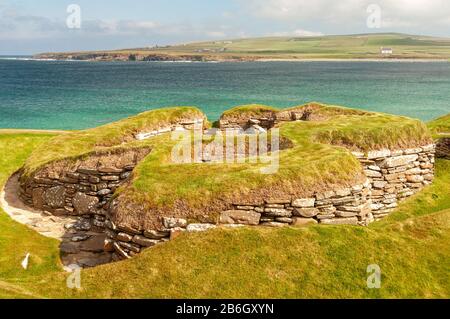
[14,104,436,266]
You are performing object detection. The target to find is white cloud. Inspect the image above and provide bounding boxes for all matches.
[122,21,158,30]
[241,0,450,28]
[0,10,229,41]
[269,29,324,37]
[205,31,227,38]
[2,0,450,54]
[242,0,364,20]
[0,10,64,39]
[378,0,450,27]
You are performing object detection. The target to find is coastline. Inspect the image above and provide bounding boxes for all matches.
[0,129,70,134]
[16,57,450,63]
[256,58,449,63]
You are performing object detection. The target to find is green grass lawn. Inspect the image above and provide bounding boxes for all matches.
[0,122,448,298]
[0,132,62,298]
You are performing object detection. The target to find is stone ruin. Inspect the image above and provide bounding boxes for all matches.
[12,110,436,266]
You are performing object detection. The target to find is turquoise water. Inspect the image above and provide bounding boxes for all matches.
[0,59,449,130]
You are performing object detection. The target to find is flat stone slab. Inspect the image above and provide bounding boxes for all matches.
[220,210,261,225]
[1,173,111,268]
[60,242,81,254]
[79,234,107,253]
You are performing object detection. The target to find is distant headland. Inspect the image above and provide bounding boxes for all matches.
[33,33,450,62]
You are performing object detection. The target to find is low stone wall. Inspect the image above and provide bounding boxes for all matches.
[436,137,450,159]
[105,144,435,261]
[218,104,325,131]
[135,118,205,140]
[18,148,151,235]
[353,146,435,219]
[219,116,276,131]
[104,178,372,260]
[18,114,207,218]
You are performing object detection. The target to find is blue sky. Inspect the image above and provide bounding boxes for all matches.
[1,0,450,54]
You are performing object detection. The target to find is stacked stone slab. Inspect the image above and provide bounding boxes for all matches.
[18,142,436,262]
[103,219,171,260]
[105,144,436,261]
[219,116,276,131]
[135,118,205,140]
[106,180,373,260]
[218,105,324,131]
[18,116,206,220]
[16,107,437,263]
[352,145,435,220]
[18,160,141,231]
[221,179,373,227]
[436,137,450,159]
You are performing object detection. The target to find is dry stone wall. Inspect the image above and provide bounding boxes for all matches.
[135,118,205,140]
[218,105,325,132]
[18,116,207,220]
[353,146,435,219]
[105,144,435,261]
[18,148,151,238]
[17,111,436,263]
[436,137,450,159]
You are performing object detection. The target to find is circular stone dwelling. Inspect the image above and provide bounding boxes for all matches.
[14,103,436,264]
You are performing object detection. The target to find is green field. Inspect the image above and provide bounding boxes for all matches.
[0,112,449,298]
[37,33,450,61]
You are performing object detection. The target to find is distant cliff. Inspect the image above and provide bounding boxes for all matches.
[33,52,253,62]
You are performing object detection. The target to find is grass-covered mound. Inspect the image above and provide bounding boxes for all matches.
[20,103,432,230]
[428,113,450,138]
[22,107,205,176]
[429,113,450,159]
[219,104,279,122]
[0,131,448,298]
[113,103,431,229]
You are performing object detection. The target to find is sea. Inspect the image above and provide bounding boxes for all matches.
[0,57,449,130]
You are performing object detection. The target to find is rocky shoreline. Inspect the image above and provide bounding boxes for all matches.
[32,53,248,63]
[32,53,450,63]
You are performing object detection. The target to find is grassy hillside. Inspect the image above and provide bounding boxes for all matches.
[36,33,450,61]
[428,113,450,138]
[0,130,448,298]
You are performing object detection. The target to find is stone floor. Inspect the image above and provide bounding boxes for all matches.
[0,173,111,270]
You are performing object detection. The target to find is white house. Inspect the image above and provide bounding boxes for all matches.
[381,47,393,55]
